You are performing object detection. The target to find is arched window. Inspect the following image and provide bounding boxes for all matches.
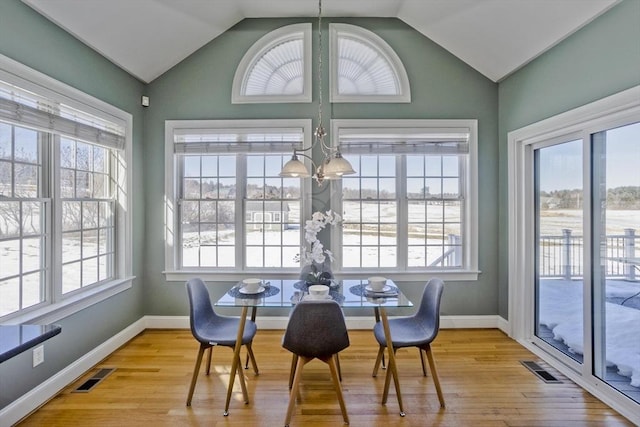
[330,23,410,103]
[232,23,311,103]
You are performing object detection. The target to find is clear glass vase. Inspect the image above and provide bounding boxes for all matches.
[300,260,333,286]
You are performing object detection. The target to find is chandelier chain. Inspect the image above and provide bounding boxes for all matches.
[317,0,324,139]
[278,0,355,184]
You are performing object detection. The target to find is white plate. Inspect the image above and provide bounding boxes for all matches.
[303,294,332,301]
[365,284,392,293]
[239,286,265,295]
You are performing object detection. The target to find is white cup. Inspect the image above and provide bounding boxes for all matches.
[308,284,330,299]
[242,278,262,292]
[368,276,386,291]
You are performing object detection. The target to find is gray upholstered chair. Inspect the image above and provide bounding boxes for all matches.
[185,278,258,406]
[372,277,445,408]
[282,300,350,426]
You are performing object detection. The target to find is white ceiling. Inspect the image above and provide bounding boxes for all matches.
[22,0,620,84]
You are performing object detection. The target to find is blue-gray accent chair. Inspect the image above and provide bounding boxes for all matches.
[282,300,350,426]
[372,278,445,408]
[185,278,258,406]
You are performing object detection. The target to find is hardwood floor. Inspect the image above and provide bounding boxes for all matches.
[17,328,632,426]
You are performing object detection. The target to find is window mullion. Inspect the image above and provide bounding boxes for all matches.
[459,154,468,268]
[236,154,246,269]
[108,150,117,278]
[49,134,62,302]
[330,179,344,269]
[175,156,185,269]
[397,155,408,269]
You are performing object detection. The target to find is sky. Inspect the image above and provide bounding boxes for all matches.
[539,122,640,192]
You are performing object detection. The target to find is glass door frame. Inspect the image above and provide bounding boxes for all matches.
[529,133,592,374]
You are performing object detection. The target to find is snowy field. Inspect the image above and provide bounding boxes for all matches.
[181,228,453,268]
[539,209,639,235]
[539,278,640,388]
[183,201,464,268]
[0,238,106,316]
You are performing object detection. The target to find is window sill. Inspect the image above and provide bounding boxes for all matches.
[336,270,480,282]
[164,270,479,283]
[1,277,135,325]
[164,270,302,283]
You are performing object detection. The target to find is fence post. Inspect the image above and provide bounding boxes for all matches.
[624,228,636,281]
[562,229,572,279]
[448,234,462,266]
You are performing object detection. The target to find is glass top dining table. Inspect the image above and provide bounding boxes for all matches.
[214,278,413,417]
[215,278,413,309]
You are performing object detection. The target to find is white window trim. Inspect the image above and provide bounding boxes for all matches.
[163,119,313,282]
[0,53,134,325]
[232,23,312,104]
[330,119,479,281]
[329,24,411,103]
[507,85,640,423]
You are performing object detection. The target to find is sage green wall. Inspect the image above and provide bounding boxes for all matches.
[2,0,635,415]
[497,0,640,317]
[1,0,636,417]
[0,1,145,410]
[143,18,499,317]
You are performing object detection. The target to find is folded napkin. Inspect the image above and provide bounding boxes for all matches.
[364,285,399,297]
[366,289,398,296]
[348,284,399,298]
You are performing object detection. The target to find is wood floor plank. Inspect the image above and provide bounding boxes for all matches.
[16,329,633,427]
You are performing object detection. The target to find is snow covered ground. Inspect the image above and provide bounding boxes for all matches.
[539,278,640,388]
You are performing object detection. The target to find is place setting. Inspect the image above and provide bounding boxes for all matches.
[349,276,399,299]
[293,277,341,291]
[227,278,280,299]
[290,284,345,304]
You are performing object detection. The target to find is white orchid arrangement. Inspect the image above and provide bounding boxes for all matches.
[298,210,341,282]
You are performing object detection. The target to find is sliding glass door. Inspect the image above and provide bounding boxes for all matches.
[591,122,640,403]
[534,138,584,364]
[532,123,640,404]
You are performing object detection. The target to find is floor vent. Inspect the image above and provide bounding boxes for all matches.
[73,367,116,393]
[520,361,562,383]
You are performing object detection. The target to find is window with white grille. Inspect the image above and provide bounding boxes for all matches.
[0,54,132,322]
[331,119,477,278]
[165,120,312,280]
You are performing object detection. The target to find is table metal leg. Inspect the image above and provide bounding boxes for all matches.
[379,307,405,416]
[224,306,249,416]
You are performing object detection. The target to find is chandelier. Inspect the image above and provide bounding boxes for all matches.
[279,0,356,185]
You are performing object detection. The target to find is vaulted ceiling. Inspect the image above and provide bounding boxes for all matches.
[22,0,620,83]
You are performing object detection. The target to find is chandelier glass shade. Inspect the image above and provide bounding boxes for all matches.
[322,150,355,177]
[281,152,311,178]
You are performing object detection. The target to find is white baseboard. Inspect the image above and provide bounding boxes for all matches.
[496,315,510,334]
[1,314,506,427]
[143,314,506,330]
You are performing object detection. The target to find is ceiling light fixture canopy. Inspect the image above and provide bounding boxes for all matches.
[279,0,356,185]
